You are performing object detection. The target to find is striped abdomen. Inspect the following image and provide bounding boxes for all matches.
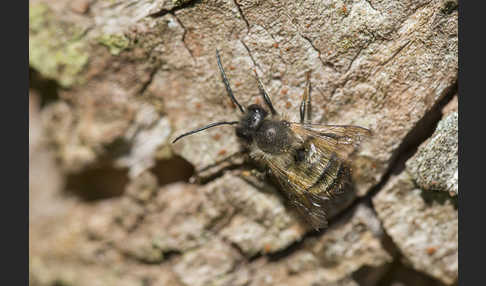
[292,137,350,197]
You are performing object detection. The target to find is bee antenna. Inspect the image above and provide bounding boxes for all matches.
[216,50,245,113]
[252,68,278,115]
[172,121,239,143]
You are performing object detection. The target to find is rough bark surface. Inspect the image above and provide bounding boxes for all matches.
[29,0,458,285]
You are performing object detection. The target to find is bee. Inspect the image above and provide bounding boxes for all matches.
[172,50,371,230]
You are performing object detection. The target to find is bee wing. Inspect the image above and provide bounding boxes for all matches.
[288,192,331,230]
[288,123,372,161]
[265,157,331,230]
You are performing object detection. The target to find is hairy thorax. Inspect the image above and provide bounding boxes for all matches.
[254,119,294,154]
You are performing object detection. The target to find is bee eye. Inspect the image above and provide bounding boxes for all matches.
[246,105,267,129]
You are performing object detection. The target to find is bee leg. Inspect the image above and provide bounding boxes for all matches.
[238,168,278,194]
[252,69,278,115]
[251,169,267,181]
[192,151,247,182]
[299,71,312,123]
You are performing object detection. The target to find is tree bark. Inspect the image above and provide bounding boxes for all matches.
[29,0,457,285]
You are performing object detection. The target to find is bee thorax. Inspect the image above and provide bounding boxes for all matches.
[255,120,292,154]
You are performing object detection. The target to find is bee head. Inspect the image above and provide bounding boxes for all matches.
[236,104,268,141]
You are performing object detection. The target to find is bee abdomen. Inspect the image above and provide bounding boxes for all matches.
[306,153,350,197]
[324,164,350,196]
[306,153,339,192]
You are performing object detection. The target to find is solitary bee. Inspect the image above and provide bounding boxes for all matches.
[173,50,371,230]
